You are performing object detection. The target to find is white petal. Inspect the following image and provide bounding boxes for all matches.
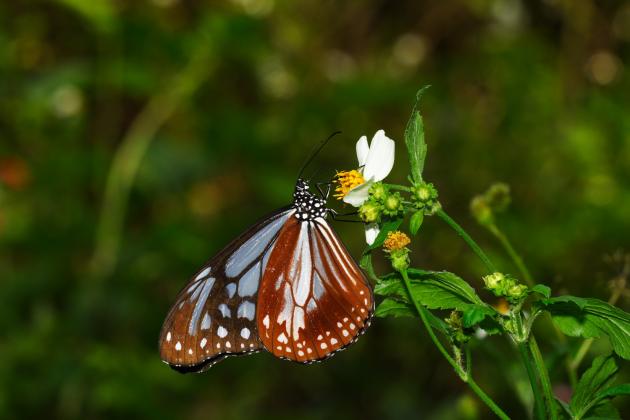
[364,223,380,245]
[356,136,369,167]
[362,130,395,181]
[342,182,372,207]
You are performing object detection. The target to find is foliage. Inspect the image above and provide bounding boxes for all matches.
[1,1,629,418]
[366,88,630,419]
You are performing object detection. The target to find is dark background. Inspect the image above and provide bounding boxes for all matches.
[1,0,629,418]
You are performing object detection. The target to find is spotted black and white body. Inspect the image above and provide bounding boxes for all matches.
[292,178,328,221]
[159,178,374,373]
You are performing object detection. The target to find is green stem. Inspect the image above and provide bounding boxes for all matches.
[488,224,534,286]
[385,183,411,192]
[518,338,557,420]
[436,208,497,273]
[400,269,510,419]
[529,337,557,420]
[518,342,547,420]
[487,223,575,387]
[400,270,461,373]
[89,41,214,280]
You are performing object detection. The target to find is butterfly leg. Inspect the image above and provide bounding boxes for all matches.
[316,181,333,200]
[328,208,362,223]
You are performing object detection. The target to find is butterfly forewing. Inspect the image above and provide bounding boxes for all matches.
[256,216,374,362]
[159,208,294,372]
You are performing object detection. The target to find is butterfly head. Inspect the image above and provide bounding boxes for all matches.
[293,178,327,221]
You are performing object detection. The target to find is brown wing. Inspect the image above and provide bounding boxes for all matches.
[159,208,294,372]
[256,216,373,362]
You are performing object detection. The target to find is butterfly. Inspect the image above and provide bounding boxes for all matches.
[159,178,374,373]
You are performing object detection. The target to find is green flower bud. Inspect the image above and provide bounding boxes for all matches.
[358,201,381,223]
[486,183,511,212]
[446,311,463,329]
[369,182,388,202]
[483,272,505,291]
[382,192,403,217]
[410,182,439,209]
[389,248,410,272]
[470,195,494,226]
[506,284,528,301]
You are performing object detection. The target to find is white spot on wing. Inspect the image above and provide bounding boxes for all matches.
[291,223,313,306]
[201,313,211,330]
[292,306,305,341]
[263,314,270,329]
[200,338,207,348]
[307,298,317,313]
[166,332,171,342]
[188,277,216,335]
[237,301,256,320]
[312,272,325,299]
[195,267,211,281]
[175,341,182,351]
[225,282,236,298]
[217,326,228,338]
[238,262,260,297]
[240,328,250,339]
[277,283,293,335]
[218,303,231,318]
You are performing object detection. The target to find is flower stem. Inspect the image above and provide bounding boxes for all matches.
[518,337,557,420]
[384,183,411,192]
[400,269,510,419]
[436,208,497,273]
[518,341,546,420]
[530,337,557,420]
[89,40,214,281]
[488,224,534,286]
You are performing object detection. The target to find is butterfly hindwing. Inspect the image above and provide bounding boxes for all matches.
[159,208,294,372]
[256,216,374,362]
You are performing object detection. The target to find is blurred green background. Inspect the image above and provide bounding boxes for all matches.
[1,0,629,418]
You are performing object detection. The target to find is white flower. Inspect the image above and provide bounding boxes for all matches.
[343,130,395,244]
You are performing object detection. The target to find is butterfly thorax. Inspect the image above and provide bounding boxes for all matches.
[292,179,327,221]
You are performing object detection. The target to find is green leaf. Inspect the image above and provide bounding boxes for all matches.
[583,400,621,419]
[595,384,630,400]
[365,217,403,250]
[409,211,424,235]
[374,298,415,318]
[540,297,630,360]
[531,284,551,299]
[462,305,496,328]
[571,355,619,417]
[404,86,430,184]
[553,397,573,419]
[374,298,449,333]
[375,269,486,312]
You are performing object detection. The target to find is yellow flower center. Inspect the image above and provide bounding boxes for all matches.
[383,231,411,251]
[334,170,365,200]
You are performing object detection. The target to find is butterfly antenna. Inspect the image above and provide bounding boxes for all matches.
[297,131,342,180]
